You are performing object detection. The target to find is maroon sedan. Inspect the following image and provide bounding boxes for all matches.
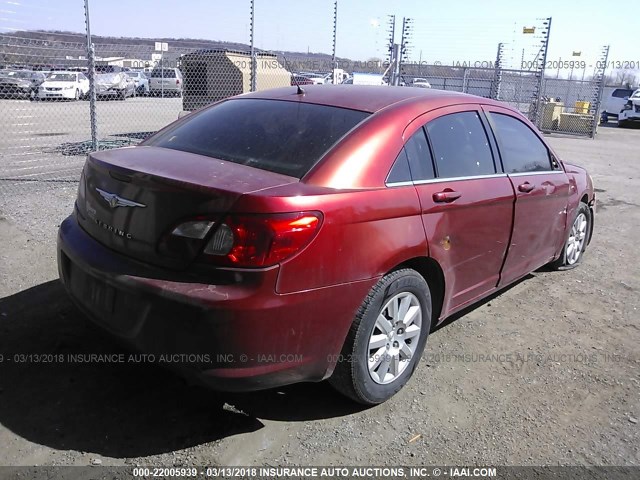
[57,85,594,404]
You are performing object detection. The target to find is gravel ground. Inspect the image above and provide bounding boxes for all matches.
[0,123,638,468]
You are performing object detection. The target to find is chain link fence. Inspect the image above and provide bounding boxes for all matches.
[0,7,610,208]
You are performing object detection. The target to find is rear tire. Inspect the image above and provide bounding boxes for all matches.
[549,202,591,270]
[329,269,432,405]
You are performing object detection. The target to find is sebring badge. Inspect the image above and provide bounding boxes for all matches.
[96,188,146,209]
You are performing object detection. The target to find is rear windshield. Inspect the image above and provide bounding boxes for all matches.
[147,98,370,178]
[612,89,634,98]
[150,69,177,78]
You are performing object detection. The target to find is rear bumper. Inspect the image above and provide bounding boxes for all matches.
[37,89,75,99]
[57,214,373,391]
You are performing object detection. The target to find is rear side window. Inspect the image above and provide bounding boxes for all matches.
[147,98,370,178]
[612,89,633,98]
[426,111,495,178]
[404,128,435,181]
[488,112,552,173]
[386,148,412,184]
[386,128,435,185]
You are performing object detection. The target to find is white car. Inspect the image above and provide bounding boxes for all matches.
[297,72,328,85]
[126,71,149,96]
[37,71,89,100]
[600,87,635,123]
[617,89,640,127]
[411,78,432,89]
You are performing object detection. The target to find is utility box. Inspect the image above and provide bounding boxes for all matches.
[181,50,291,111]
[540,100,563,130]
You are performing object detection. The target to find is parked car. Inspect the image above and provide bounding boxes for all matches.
[297,72,328,85]
[600,87,635,123]
[411,78,432,89]
[95,72,135,100]
[95,65,124,74]
[0,70,45,99]
[57,85,594,405]
[126,71,150,95]
[344,72,387,85]
[37,71,89,100]
[290,74,314,86]
[617,89,640,127]
[149,68,183,97]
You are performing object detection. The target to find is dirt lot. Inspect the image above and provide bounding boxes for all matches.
[0,125,638,468]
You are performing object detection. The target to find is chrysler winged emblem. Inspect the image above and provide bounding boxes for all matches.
[96,188,146,209]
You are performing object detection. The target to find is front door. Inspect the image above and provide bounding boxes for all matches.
[483,106,570,287]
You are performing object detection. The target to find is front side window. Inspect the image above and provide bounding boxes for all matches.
[147,98,370,178]
[426,111,495,178]
[488,112,552,173]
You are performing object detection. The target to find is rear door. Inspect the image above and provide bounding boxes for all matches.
[405,106,514,314]
[483,106,570,286]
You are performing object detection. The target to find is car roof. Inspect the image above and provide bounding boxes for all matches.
[240,85,501,113]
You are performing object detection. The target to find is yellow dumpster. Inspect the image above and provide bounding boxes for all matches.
[575,101,590,114]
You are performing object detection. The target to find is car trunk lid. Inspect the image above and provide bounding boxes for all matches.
[77,146,297,269]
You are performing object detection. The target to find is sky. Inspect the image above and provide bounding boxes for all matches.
[0,0,636,78]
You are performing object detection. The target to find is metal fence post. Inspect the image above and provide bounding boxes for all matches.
[590,45,609,138]
[391,43,401,86]
[533,17,552,128]
[491,43,504,100]
[462,68,468,94]
[332,1,337,70]
[249,0,256,92]
[84,0,97,151]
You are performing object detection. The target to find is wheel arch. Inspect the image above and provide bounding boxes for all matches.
[580,193,595,246]
[391,256,446,330]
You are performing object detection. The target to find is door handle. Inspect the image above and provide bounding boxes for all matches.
[433,189,462,203]
[518,182,535,193]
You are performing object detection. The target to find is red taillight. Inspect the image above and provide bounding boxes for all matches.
[202,212,322,268]
[176,79,180,85]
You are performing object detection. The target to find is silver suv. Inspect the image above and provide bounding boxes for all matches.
[149,68,183,97]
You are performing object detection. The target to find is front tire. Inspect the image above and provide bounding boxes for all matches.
[549,202,591,270]
[329,269,432,405]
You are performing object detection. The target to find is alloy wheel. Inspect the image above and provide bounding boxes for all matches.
[368,292,422,384]
[566,212,588,265]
